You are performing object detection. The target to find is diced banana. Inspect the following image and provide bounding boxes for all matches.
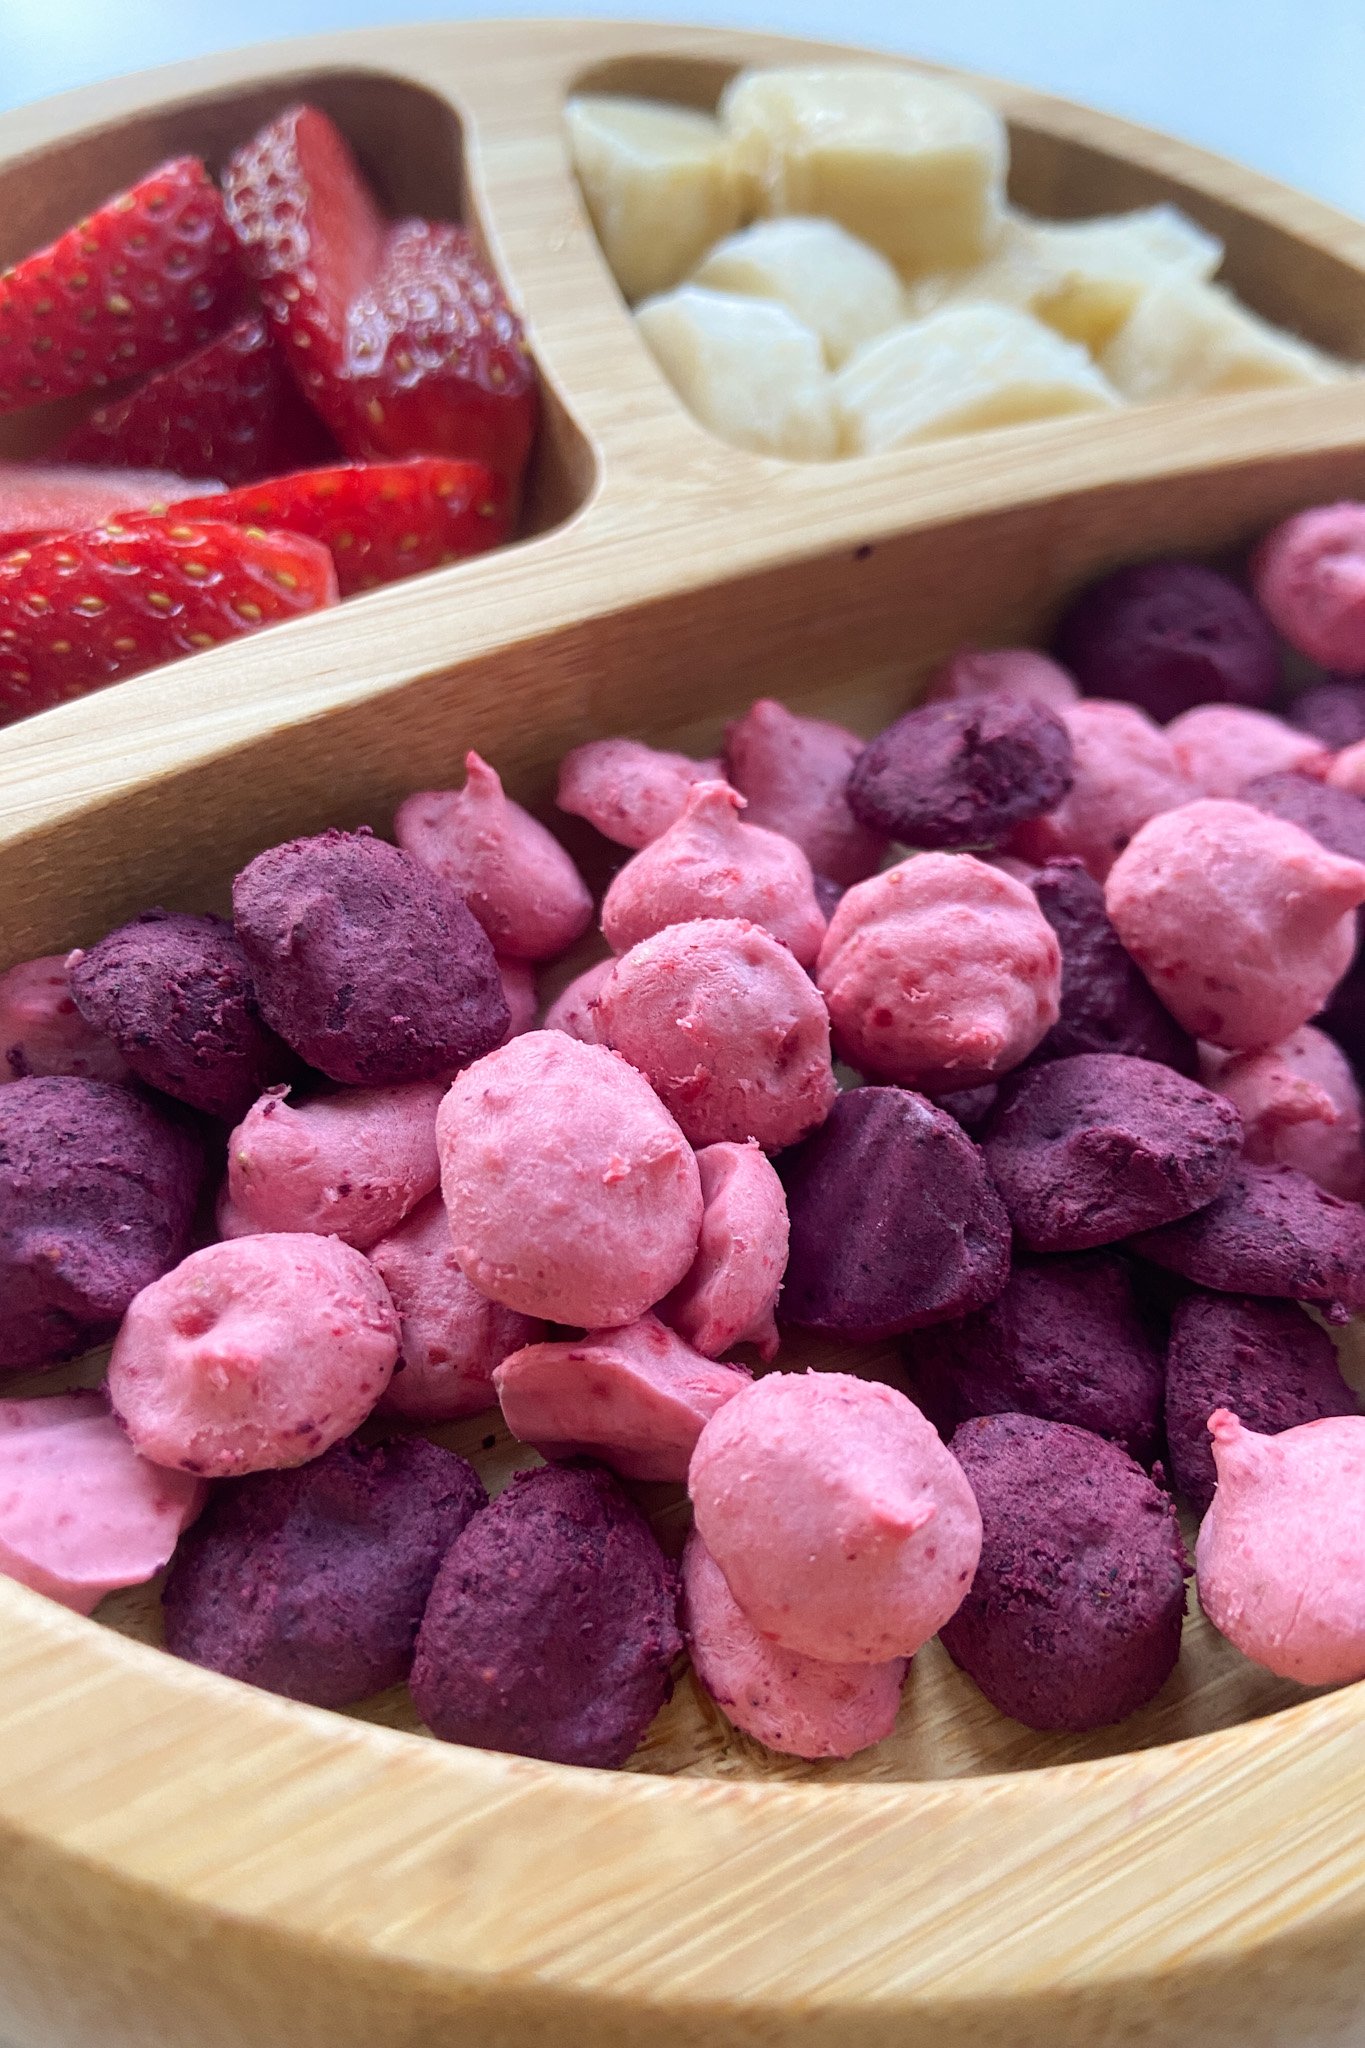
[836,303,1121,453]
[718,65,1007,276]
[900,205,1223,350]
[1100,278,1344,400]
[691,216,904,366]
[566,95,746,303]
[635,285,840,460]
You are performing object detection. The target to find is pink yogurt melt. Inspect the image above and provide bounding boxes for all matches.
[556,737,726,850]
[225,1079,444,1250]
[660,1141,789,1361]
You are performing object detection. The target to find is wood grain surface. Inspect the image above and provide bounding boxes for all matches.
[2,19,1365,2048]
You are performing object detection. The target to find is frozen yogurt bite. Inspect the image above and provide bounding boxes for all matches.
[1131,1159,1365,1320]
[594,917,836,1151]
[436,1031,702,1326]
[1200,1027,1365,1201]
[394,752,593,961]
[724,697,888,885]
[370,1192,543,1423]
[0,954,129,1084]
[495,1313,750,1482]
[233,827,508,1085]
[682,1530,907,1760]
[847,695,1074,850]
[556,737,726,849]
[1253,502,1365,671]
[1027,857,1197,1071]
[1008,699,1197,879]
[1163,703,1326,798]
[108,1233,399,1477]
[411,1462,682,1768]
[163,1434,486,1706]
[68,910,293,1122]
[224,1079,443,1250]
[1,1077,203,1375]
[0,1393,204,1614]
[601,781,827,966]
[1105,799,1365,1049]
[924,644,1079,711]
[816,853,1060,1091]
[660,1140,789,1360]
[540,958,612,1043]
[1196,1410,1365,1685]
[1052,558,1280,720]
[689,1371,982,1663]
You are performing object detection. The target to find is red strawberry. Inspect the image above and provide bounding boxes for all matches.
[167,457,511,596]
[0,518,337,724]
[58,313,334,485]
[0,159,245,414]
[0,463,223,553]
[222,106,538,482]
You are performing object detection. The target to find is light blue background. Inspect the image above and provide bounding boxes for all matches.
[3,1,1365,214]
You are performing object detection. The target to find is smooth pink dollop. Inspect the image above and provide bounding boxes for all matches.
[816,853,1060,1090]
[682,1530,907,1759]
[1105,799,1365,1050]
[107,1234,399,1478]
[724,698,887,886]
[1253,503,1365,671]
[661,1141,789,1361]
[494,1312,750,1482]
[1010,699,1197,880]
[1200,1026,1365,1200]
[601,782,827,967]
[1196,1409,1365,1685]
[556,738,726,849]
[689,1371,983,1664]
[541,958,612,1043]
[225,1080,443,1250]
[1165,704,1327,798]
[595,918,836,1151]
[0,954,129,1084]
[436,1031,703,1327]
[395,751,593,960]
[369,1191,543,1422]
[496,955,538,1042]
[1326,740,1365,798]
[0,1393,204,1614]
[924,645,1079,711]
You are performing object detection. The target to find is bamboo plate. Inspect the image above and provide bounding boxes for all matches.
[3,18,1365,2048]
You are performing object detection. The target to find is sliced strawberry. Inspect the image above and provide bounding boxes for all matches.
[223,106,538,482]
[0,463,222,553]
[167,456,511,596]
[0,159,245,414]
[58,313,334,485]
[342,221,539,479]
[0,518,337,724]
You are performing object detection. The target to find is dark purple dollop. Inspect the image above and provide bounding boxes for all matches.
[233,827,509,1086]
[0,1076,203,1374]
[1164,1292,1357,1516]
[940,1412,1188,1732]
[779,1085,1011,1340]
[410,1462,681,1769]
[847,695,1074,849]
[1028,858,1196,1072]
[982,1053,1242,1253]
[1052,559,1280,722]
[1285,678,1365,750]
[1130,1159,1365,1322]
[906,1250,1165,1463]
[163,1434,486,1707]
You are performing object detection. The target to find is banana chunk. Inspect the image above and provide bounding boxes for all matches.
[719,65,1007,276]
[1100,278,1344,400]
[692,216,904,366]
[903,206,1223,350]
[636,285,840,460]
[566,94,746,303]
[837,304,1121,452]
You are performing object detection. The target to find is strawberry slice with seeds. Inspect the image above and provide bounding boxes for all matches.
[223,106,538,482]
[167,456,512,595]
[58,313,334,484]
[0,158,246,414]
[0,462,223,553]
[0,518,337,725]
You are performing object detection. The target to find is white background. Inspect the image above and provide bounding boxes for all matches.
[2,0,1365,214]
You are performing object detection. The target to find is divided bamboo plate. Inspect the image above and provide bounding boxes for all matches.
[4,18,1365,2048]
